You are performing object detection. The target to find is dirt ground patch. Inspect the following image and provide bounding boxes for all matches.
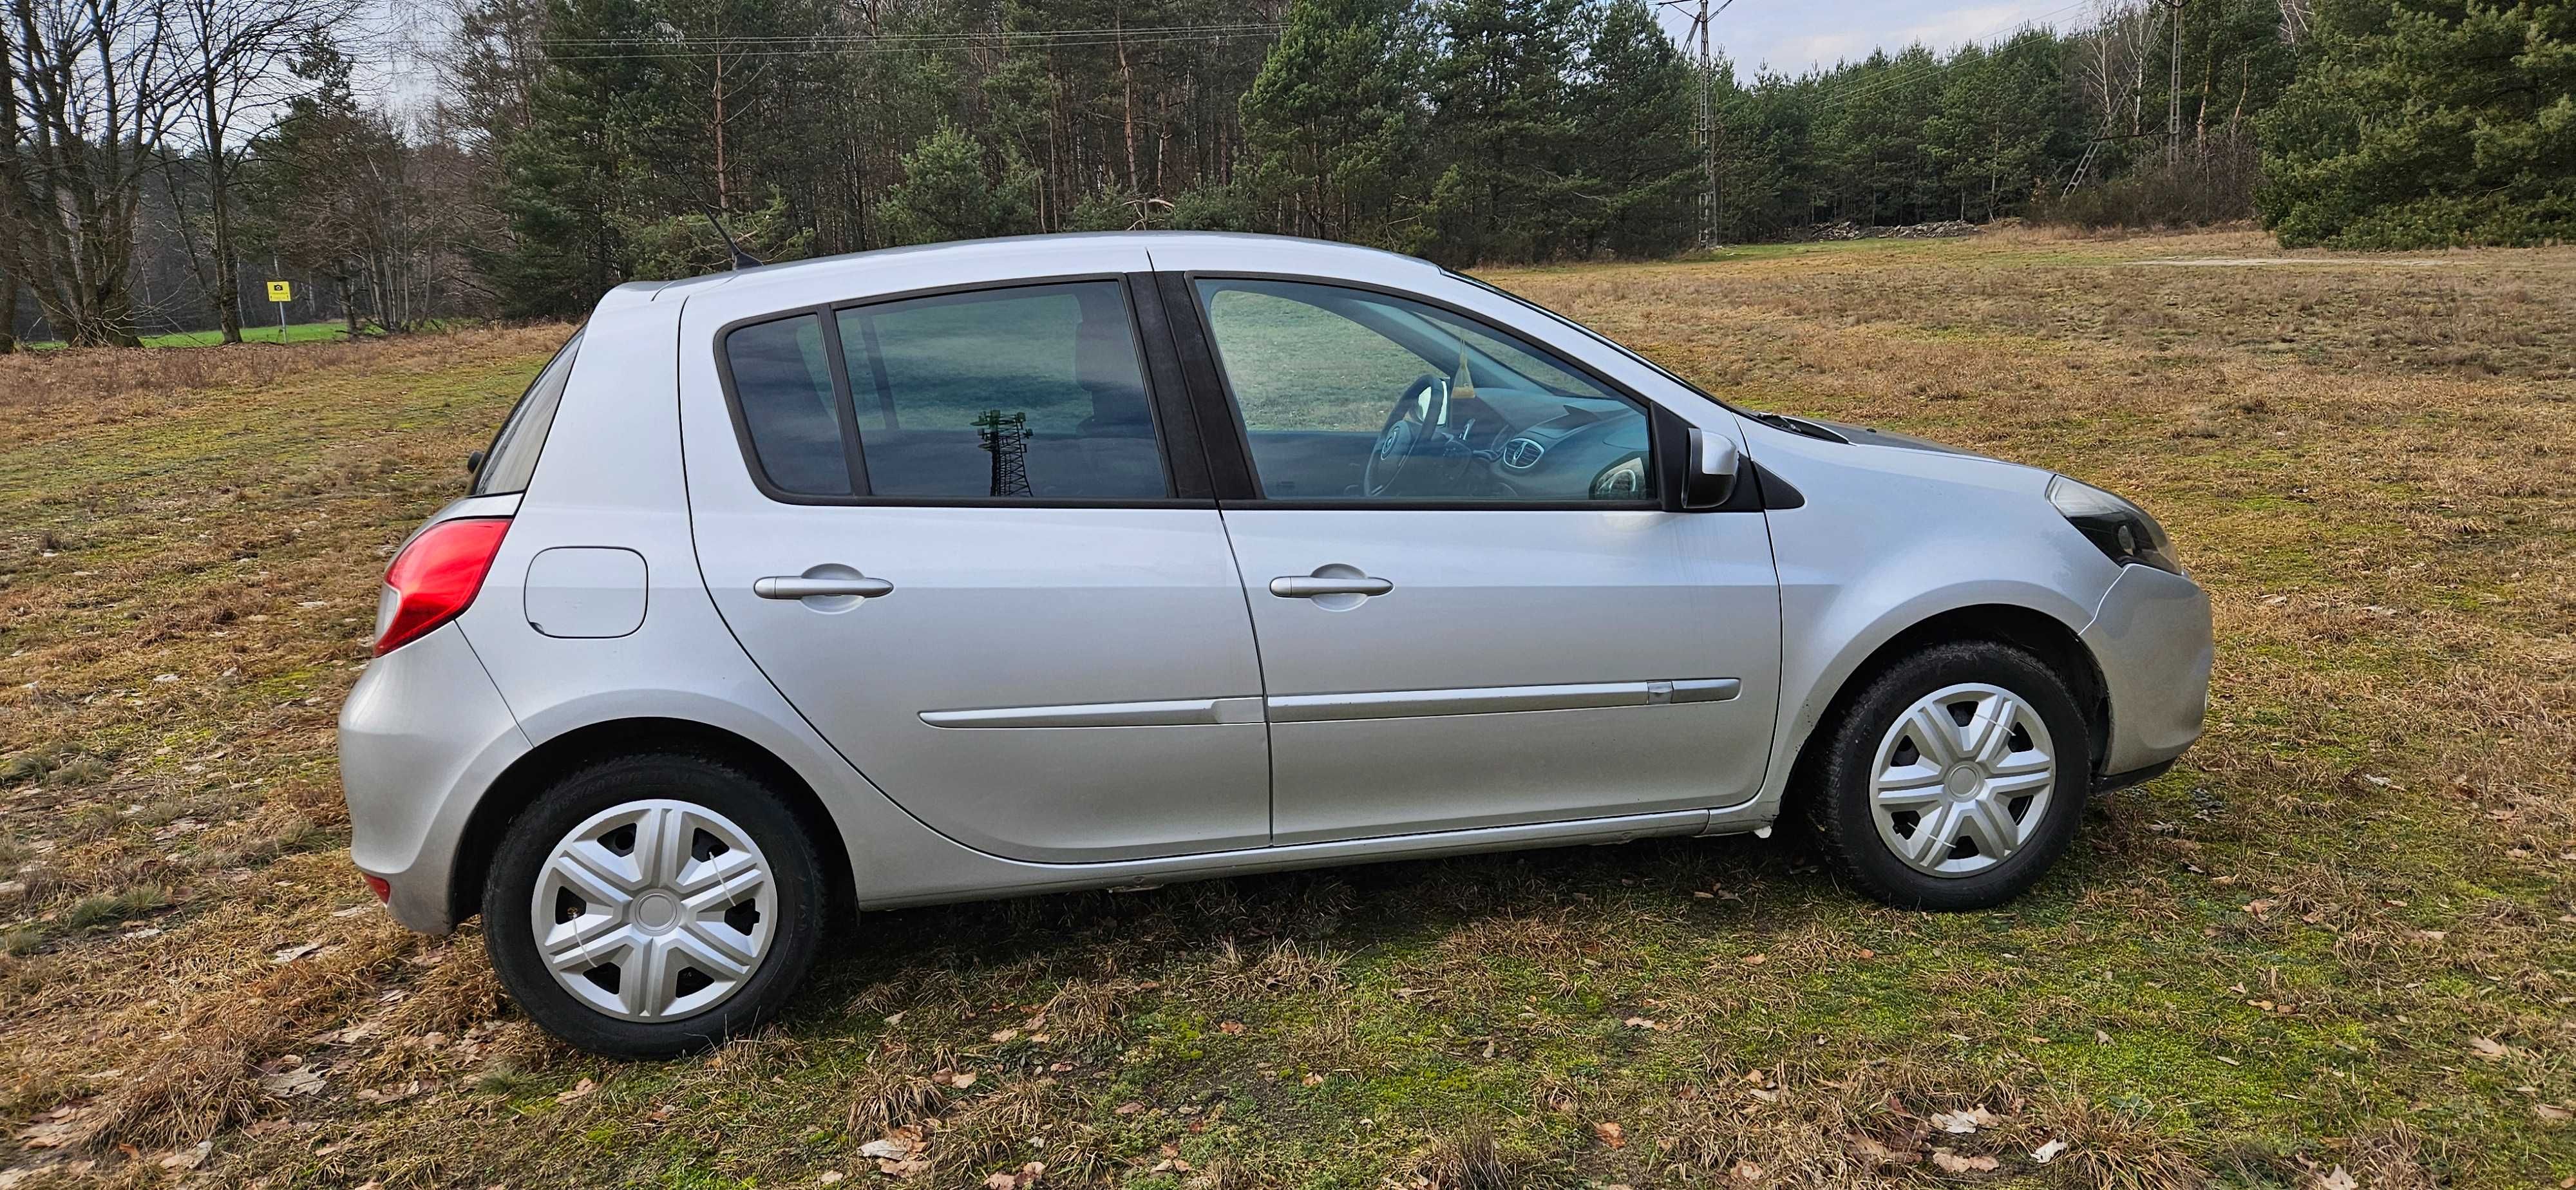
[2,230,2570,1187]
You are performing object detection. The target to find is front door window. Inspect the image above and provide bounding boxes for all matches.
[1195,279,1653,504]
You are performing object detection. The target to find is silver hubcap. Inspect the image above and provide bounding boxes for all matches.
[1870,683,2056,878]
[531,800,776,1021]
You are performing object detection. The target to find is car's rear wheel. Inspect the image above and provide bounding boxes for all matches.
[1802,640,2090,910]
[484,753,822,1057]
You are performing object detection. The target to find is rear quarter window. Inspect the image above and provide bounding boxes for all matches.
[722,314,853,496]
[473,330,584,495]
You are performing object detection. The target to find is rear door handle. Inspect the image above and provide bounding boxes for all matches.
[1269,576,1394,598]
[755,576,895,600]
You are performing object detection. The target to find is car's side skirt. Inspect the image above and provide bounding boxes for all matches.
[849,798,1772,911]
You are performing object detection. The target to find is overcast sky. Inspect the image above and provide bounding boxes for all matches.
[353,0,2099,118]
[1651,0,2090,80]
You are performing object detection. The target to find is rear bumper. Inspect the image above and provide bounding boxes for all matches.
[339,623,530,932]
[2080,564,2214,775]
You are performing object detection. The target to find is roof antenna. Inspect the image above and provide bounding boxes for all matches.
[702,207,763,270]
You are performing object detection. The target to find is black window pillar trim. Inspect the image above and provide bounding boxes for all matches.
[1124,272,1215,501]
[811,303,873,496]
[1153,271,1262,502]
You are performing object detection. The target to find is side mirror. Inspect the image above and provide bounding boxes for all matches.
[465,449,486,475]
[1683,428,1739,510]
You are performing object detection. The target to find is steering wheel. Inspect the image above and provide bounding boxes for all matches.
[1363,372,1461,498]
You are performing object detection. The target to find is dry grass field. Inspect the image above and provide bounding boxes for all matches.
[1,228,2571,1188]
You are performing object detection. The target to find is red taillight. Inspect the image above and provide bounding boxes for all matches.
[363,874,392,902]
[374,516,511,656]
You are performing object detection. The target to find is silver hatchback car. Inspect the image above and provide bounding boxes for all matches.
[340,232,2211,1055]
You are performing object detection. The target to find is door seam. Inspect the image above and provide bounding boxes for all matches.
[1213,505,1277,844]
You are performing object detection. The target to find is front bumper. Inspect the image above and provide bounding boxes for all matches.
[2079,564,2214,776]
[339,623,531,932]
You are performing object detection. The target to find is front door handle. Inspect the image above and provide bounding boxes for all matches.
[1269,575,1394,598]
[755,576,895,600]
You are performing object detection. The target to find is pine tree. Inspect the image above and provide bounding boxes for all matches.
[873,122,1043,246]
[1423,0,1586,263]
[1568,0,1698,256]
[1239,0,1426,247]
[2259,0,2576,247]
[483,0,665,316]
[1924,32,2070,222]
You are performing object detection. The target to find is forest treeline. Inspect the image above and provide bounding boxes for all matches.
[5,0,2570,344]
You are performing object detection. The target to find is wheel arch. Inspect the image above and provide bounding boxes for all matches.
[1778,603,2110,817]
[448,717,858,929]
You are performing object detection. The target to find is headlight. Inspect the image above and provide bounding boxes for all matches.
[2049,476,2181,574]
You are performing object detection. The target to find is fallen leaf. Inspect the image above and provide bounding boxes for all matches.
[260,1064,327,1097]
[1217,1020,1245,1035]
[2318,1167,2358,1190]
[2469,1037,2515,1061]
[1846,1134,1916,1165]
[16,1117,87,1149]
[988,1028,1020,1044]
[356,1079,436,1105]
[1623,1016,1660,1030]
[2031,1138,2068,1164]
[1593,1120,1625,1148]
[1728,1158,1763,1181]
[2536,1102,2571,1122]
[858,1137,915,1160]
[272,941,321,965]
[555,1077,598,1105]
[1930,1106,2001,1134]
[818,1173,844,1185]
[1930,1148,1999,1173]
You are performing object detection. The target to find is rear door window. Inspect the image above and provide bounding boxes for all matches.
[721,281,1170,501]
[835,283,1166,499]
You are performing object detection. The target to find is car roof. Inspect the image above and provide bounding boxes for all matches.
[592,232,1441,316]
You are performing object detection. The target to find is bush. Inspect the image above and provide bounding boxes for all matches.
[2033,142,2260,230]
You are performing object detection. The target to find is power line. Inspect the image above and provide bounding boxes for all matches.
[538,32,1283,64]
[384,23,1289,64]
[533,23,1285,48]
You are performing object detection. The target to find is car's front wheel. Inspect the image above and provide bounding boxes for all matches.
[1802,640,2090,910]
[483,753,824,1057]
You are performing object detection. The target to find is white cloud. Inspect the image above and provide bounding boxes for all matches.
[1897,1,2086,50]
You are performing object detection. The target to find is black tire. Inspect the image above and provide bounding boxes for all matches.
[483,752,825,1058]
[1800,639,2090,911]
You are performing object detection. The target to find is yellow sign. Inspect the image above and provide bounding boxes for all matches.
[265,280,293,302]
